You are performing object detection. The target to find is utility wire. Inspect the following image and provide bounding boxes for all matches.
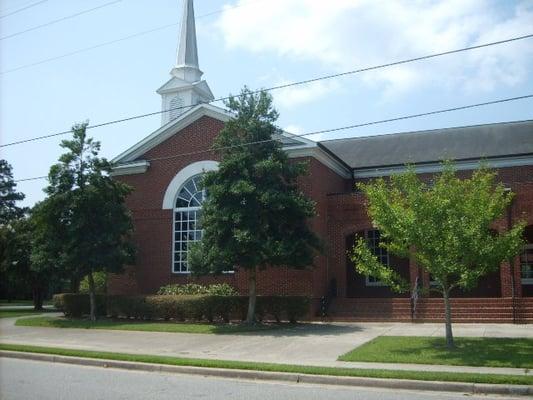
[1,0,265,74]
[0,0,122,41]
[1,23,179,74]
[12,94,533,183]
[0,0,47,19]
[2,33,532,149]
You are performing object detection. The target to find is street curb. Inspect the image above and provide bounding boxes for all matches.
[1,350,531,396]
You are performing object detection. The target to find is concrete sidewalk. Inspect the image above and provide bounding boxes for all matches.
[1,314,531,376]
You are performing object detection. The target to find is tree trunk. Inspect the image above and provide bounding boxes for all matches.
[87,271,97,321]
[246,267,257,325]
[442,288,454,348]
[70,275,80,293]
[32,285,43,311]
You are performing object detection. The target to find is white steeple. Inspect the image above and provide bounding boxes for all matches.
[157,0,214,126]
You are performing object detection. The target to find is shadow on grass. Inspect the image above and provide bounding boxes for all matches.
[0,308,56,319]
[340,336,533,369]
[399,337,533,369]
[15,316,363,336]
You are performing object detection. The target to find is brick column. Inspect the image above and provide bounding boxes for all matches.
[500,256,522,298]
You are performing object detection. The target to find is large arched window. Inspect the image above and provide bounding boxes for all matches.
[173,174,206,273]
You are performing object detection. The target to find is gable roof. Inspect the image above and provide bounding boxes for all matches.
[319,120,533,170]
[112,102,317,165]
[112,103,232,164]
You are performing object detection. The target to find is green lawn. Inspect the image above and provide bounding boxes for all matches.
[15,316,294,334]
[0,300,52,306]
[0,309,53,319]
[0,343,530,386]
[338,336,533,369]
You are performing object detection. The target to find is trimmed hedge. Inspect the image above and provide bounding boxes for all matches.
[53,293,106,318]
[53,293,309,323]
[157,283,238,296]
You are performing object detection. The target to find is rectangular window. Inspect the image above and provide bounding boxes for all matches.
[365,229,388,287]
[521,244,533,285]
[173,210,202,273]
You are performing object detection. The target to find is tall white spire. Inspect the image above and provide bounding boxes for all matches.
[157,0,214,125]
[177,0,198,69]
[172,0,202,82]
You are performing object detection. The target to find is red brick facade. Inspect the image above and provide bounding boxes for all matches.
[108,114,533,322]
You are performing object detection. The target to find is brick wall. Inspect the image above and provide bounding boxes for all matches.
[107,114,533,319]
[108,115,349,304]
[327,165,533,300]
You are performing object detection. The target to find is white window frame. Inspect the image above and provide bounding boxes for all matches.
[364,229,389,287]
[164,161,218,274]
[172,174,205,274]
[521,243,533,285]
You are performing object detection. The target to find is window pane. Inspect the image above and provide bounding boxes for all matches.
[173,175,208,273]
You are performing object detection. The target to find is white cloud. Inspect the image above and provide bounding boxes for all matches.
[274,80,338,109]
[216,0,533,97]
[283,124,304,135]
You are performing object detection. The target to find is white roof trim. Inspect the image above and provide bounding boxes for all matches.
[286,145,351,178]
[112,103,232,164]
[353,154,533,178]
[162,160,219,209]
[109,160,150,176]
[111,101,332,177]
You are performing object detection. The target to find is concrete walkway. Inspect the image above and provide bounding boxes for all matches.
[1,314,531,376]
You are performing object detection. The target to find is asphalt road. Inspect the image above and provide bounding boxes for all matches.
[0,357,517,400]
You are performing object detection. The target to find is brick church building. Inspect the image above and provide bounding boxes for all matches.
[109,0,533,322]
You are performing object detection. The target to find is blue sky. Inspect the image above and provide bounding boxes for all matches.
[1,0,532,206]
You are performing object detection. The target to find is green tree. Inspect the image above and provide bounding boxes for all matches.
[0,160,30,303]
[32,123,135,320]
[1,216,52,310]
[351,163,525,347]
[0,160,26,224]
[189,88,321,323]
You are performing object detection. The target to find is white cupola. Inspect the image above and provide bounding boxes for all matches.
[157,0,214,126]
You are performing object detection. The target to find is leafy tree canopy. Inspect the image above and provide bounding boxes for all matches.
[351,162,525,346]
[190,88,321,274]
[32,123,135,319]
[0,160,26,224]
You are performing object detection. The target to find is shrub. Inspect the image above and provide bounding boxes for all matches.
[108,295,309,322]
[256,296,310,323]
[157,283,238,296]
[53,293,106,318]
[79,272,107,294]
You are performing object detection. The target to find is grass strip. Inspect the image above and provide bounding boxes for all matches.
[0,300,52,306]
[0,309,54,319]
[15,316,291,334]
[339,336,533,369]
[0,343,531,386]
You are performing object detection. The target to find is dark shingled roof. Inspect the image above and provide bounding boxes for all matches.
[319,120,533,170]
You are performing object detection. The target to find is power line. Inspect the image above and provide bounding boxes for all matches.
[196,0,266,19]
[137,94,533,163]
[0,0,47,19]
[1,0,265,74]
[14,175,48,183]
[12,94,533,183]
[0,0,122,41]
[1,23,179,75]
[2,32,532,148]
